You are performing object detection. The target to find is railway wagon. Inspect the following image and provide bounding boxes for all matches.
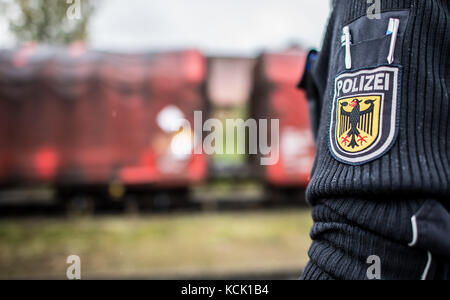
[206,56,256,178]
[0,44,58,186]
[250,49,315,203]
[0,45,208,209]
[103,50,208,208]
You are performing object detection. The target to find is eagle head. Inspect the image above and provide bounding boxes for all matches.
[350,99,361,108]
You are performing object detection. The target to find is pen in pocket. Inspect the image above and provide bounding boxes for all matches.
[342,26,352,69]
[386,18,400,64]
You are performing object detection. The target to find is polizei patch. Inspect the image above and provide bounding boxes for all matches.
[329,65,401,165]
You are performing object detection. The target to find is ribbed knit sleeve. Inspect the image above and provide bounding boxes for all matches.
[307,0,450,204]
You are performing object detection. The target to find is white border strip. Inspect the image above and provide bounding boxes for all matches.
[408,215,418,247]
[421,252,432,281]
[408,215,433,280]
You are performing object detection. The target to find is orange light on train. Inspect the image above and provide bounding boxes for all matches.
[34,147,59,180]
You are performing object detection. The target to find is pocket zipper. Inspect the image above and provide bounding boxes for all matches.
[386,18,400,64]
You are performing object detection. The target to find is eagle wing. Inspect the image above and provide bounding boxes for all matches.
[357,100,376,136]
[339,103,351,137]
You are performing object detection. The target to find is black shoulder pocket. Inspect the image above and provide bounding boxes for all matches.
[328,10,410,165]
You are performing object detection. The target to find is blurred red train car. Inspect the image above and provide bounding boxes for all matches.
[0,44,207,209]
[250,49,315,202]
[0,44,57,186]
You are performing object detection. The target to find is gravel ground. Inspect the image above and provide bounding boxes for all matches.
[0,209,312,279]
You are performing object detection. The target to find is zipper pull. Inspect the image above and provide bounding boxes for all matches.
[386,18,400,64]
[342,26,352,69]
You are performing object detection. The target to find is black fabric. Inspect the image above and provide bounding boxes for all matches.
[300,198,450,280]
[302,0,450,202]
[299,50,321,140]
[413,200,450,258]
[299,0,450,280]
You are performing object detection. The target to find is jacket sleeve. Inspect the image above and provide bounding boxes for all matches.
[297,3,337,142]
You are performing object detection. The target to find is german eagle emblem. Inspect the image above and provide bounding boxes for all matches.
[329,66,401,165]
[337,97,380,152]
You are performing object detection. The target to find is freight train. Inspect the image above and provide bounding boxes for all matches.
[250,49,315,202]
[0,44,314,210]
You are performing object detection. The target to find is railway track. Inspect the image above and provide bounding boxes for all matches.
[0,185,308,217]
[0,199,308,217]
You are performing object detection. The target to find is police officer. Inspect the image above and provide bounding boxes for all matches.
[299,0,450,280]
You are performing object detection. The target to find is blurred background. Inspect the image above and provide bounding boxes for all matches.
[0,0,330,279]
